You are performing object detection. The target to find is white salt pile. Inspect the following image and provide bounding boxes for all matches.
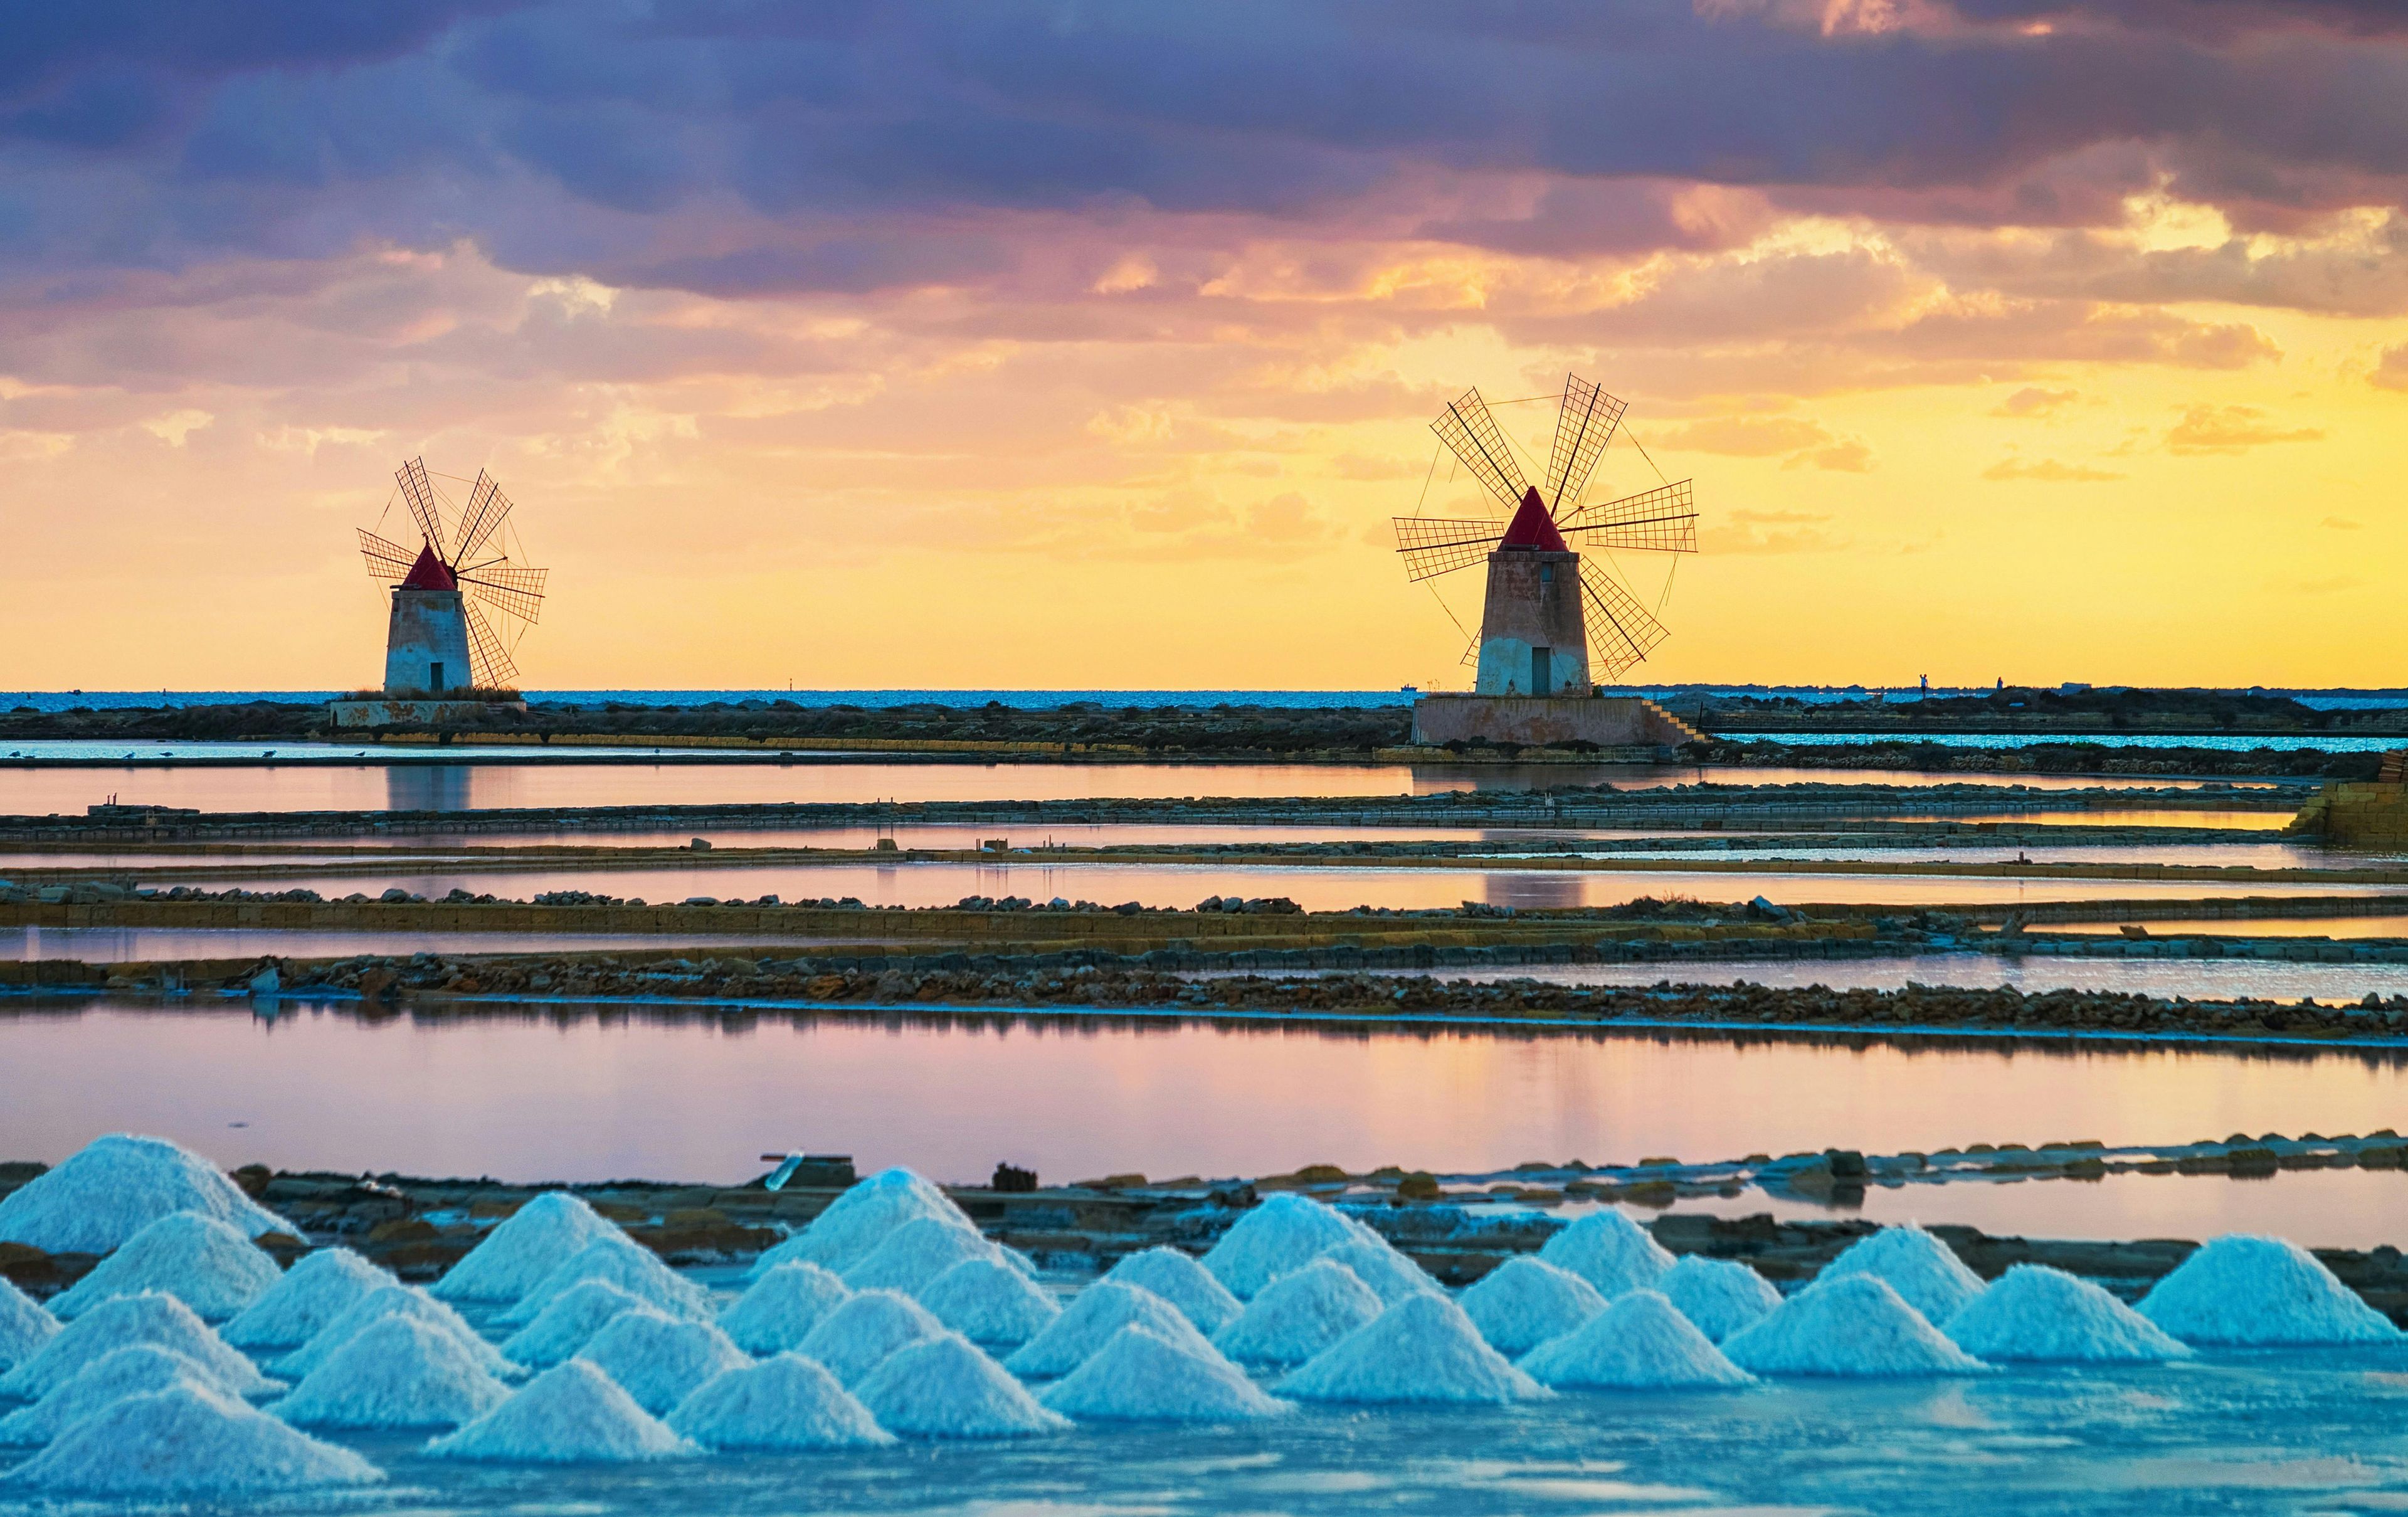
[918,1257,1059,1348]
[0,1277,57,1375]
[1520,1289,1755,1390]
[1281,1292,1550,1405]
[1210,1258,1382,1366]
[1657,1255,1782,1343]
[502,1280,648,1370]
[1722,1274,1992,1377]
[502,1231,710,1327]
[575,1308,749,1415]
[1006,1279,1215,1378]
[1943,1264,2191,1363]
[0,1134,291,1255]
[797,1289,946,1385]
[270,1314,511,1430]
[750,1167,966,1278]
[223,1248,388,1350]
[0,1346,234,1447]
[1819,1224,1986,1324]
[48,1212,282,1324]
[0,1385,380,1498]
[716,1262,852,1355]
[1457,1256,1607,1358]
[1041,1323,1287,1423]
[0,1292,278,1401]
[664,1353,895,1451]
[843,1215,998,1294]
[1200,1192,1365,1299]
[1104,1247,1243,1333]
[853,1332,1070,1438]
[273,1284,511,1380]
[2137,1234,2404,1346]
[426,1360,697,1463]
[1536,1209,1675,1296]
[1320,1237,1439,1304]
[433,1192,615,1305]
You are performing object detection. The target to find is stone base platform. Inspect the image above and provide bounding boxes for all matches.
[326,699,529,729]
[1408,694,1703,752]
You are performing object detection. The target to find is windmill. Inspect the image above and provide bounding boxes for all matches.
[356,458,547,695]
[1395,375,1696,694]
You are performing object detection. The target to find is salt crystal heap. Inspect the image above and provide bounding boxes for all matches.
[0,1346,236,1447]
[0,1386,380,1498]
[1211,1258,1381,1366]
[502,1230,710,1327]
[270,1314,510,1430]
[0,1277,57,1375]
[48,1212,282,1324]
[853,1333,1069,1439]
[844,1215,1000,1293]
[1457,1256,1606,1358]
[1521,1290,1755,1390]
[1536,1209,1674,1296]
[2138,1234,2404,1346]
[1320,1237,1439,1304]
[427,1360,697,1464]
[1104,1247,1243,1333]
[798,1289,947,1385]
[0,1292,279,1401]
[1722,1274,1992,1378]
[1281,1292,1550,1406]
[1943,1264,2190,1363]
[223,1248,388,1351]
[1657,1255,1782,1343]
[1201,1192,1365,1299]
[918,1257,1059,1349]
[503,1281,648,1370]
[717,1262,852,1356]
[1819,1224,1985,1324]
[1041,1324,1289,1422]
[0,1134,291,1255]
[1006,1279,1215,1378]
[750,1167,964,1278]
[574,1308,749,1415]
[274,1284,512,1380]
[433,1192,615,1304]
[665,1353,895,1452]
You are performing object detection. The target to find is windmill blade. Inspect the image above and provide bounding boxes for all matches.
[357,529,418,582]
[1560,481,1698,554]
[1393,517,1504,583]
[453,472,514,565]
[1578,558,1671,680]
[461,563,547,625]
[395,457,446,561]
[462,600,517,690]
[1544,374,1627,515]
[1428,388,1529,514]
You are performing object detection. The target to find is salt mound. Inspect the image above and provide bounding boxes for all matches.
[665,1353,894,1451]
[1005,1279,1215,1378]
[0,1134,291,1255]
[1536,1210,1674,1295]
[1722,1274,1991,1377]
[49,1212,282,1324]
[502,1280,648,1370]
[750,1167,966,1279]
[502,1231,709,1327]
[1042,1323,1287,1422]
[1281,1292,1549,1405]
[223,1248,388,1350]
[1521,1289,1755,1390]
[426,1359,697,1463]
[717,1262,852,1355]
[2137,1234,2403,1346]
[1211,1258,1381,1366]
[274,1284,511,1380]
[0,1346,234,1447]
[1820,1224,1986,1323]
[1319,1237,1439,1304]
[1200,1193,1364,1299]
[270,1314,510,1430]
[1657,1255,1782,1343]
[843,1215,998,1293]
[1458,1256,1607,1358]
[1944,1264,2191,1363]
[918,1257,1059,1348]
[433,1192,615,1304]
[575,1308,749,1414]
[854,1332,1069,1438]
[0,1277,57,1375]
[1104,1247,1242,1333]
[0,1385,379,1498]
[797,1288,946,1385]
[0,1292,278,1401]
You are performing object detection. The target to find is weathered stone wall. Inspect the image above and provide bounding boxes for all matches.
[1412,694,1701,749]
[383,588,472,694]
[2292,781,2408,847]
[1474,549,1587,695]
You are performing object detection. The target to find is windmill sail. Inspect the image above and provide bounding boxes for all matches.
[1392,517,1505,582]
[462,599,517,689]
[1577,558,1670,679]
[460,563,547,623]
[453,472,514,565]
[357,529,419,581]
[395,457,446,559]
[1559,480,1697,553]
[1429,388,1529,514]
[1543,374,1626,513]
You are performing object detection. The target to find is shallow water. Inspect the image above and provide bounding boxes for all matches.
[0,926,849,963]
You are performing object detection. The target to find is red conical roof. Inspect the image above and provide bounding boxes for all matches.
[1497,486,1566,551]
[399,543,457,590]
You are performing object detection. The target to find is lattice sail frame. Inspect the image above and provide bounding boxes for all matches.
[357,458,548,690]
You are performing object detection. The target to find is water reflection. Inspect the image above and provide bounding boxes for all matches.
[385,764,475,812]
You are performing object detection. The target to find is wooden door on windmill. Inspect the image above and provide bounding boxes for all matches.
[1531,647,1552,694]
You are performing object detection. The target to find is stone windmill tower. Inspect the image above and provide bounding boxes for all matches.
[357,458,547,695]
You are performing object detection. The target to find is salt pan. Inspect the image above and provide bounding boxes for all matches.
[1103,1247,1242,1334]
[273,1284,512,1380]
[750,1167,966,1279]
[0,1277,56,1375]
[426,1360,697,1463]
[1457,1256,1607,1358]
[1722,1274,1991,1378]
[1536,1210,1674,1296]
[0,1385,379,1498]
[502,1230,710,1326]
[917,1257,1059,1348]
[1200,1193,1364,1299]
[0,1346,233,1447]
[2138,1234,2403,1346]
[1281,1292,1549,1406]
[717,1262,851,1355]
[843,1215,998,1294]
[1657,1255,1782,1343]
[1006,1279,1215,1378]
[1520,1290,1755,1390]
[574,1308,749,1415]
[665,1353,894,1451]
[797,1288,946,1385]
[223,1248,388,1350]
[433,1192,615,1304]
[270,1314,510,1429]
[853,1332,1069,1439]
[48,1212,281,1324]
[1819,1224,1986,1324]
[1211,1258,1381,1366]
[1041,1324,1287,1422]
[0,1292,278,1401]
[0,1134,290,1255]
[1319,1237,1439,1304]
[502,1281,648,1370]
[1943,1264,2191,1363]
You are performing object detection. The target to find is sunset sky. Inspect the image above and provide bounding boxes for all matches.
[4,1,2405,692]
